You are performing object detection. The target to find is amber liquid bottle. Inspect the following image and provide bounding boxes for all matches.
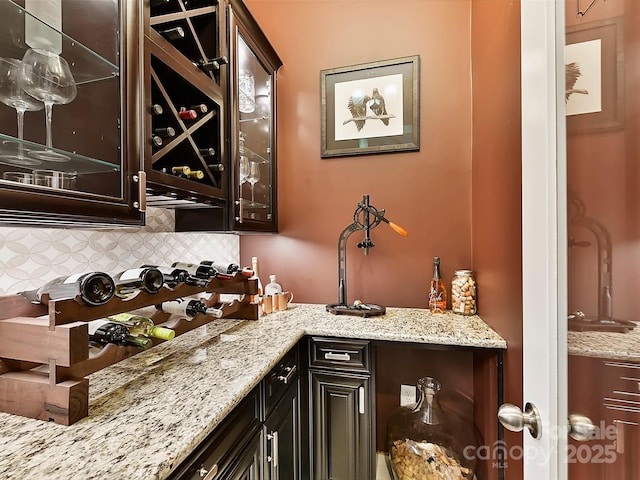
[428,256,447,313]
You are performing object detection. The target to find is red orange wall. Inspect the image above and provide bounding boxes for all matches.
[240,0,474,308]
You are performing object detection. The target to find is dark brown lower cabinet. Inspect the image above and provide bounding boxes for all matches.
[265,381,301,480]
[308,337,375,480]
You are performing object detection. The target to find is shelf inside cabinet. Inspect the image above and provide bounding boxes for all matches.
[0,0,118,85]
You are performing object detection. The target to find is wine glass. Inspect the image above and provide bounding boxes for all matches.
[247,161,260,203]
[0,57,44,165]
[21,48,77,161]
[239,155,250,185]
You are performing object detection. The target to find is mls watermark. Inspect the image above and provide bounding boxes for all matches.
[462,421,618,469]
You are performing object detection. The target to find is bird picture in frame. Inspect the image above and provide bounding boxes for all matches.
[344,87,395,132]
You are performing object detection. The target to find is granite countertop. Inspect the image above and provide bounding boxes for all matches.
[568,322,640,361]
[0,304,506,480]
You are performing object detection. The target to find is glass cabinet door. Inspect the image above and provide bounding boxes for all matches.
[229,0,281,232]
[236,34,273,225]
[0,0,143,226]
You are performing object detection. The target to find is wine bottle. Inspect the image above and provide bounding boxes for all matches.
[21,272,116,306]
[108,313,175,340]
[141,265,209,288]
[428,256,447,314]
[154,126,176,138]
[200,261,240,275]
[190,104,208,114]
[157,298,223,319]
[199,147,216,157]
[150,0,171,8]
[159,26,185,41]
[150,104,164,115]
[194,55,228,72]
[251,256,263,301]
[207,163,224,172]
[171,165,191,176]
[87,319,151,348]
[151,135,163,147]
[170,261,216,280]
[185,170,205,180]
[112,267,165,298]
[178,108,197,120]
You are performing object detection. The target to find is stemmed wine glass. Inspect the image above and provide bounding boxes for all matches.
[0,57,44,165]
[239,155,250,186]
[21,48,77,161]
[247,161,260,203]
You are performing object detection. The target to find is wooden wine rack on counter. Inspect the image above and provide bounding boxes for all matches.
[0,275,258,425]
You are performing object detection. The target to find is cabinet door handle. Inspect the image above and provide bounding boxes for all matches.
[277,364,297,384]
[359,386,365,414]
[198,463,218,480]
[134,170,146,212]
[268,431,279,468]
[325,352,351,361]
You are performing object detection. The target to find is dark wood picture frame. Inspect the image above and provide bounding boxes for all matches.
[320,55,419,158]
[565,17,624,134]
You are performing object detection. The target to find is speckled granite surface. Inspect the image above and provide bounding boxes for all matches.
[0,304,505,480]
[568,322,640,361]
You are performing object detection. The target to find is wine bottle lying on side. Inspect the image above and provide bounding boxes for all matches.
[20,272,116,306]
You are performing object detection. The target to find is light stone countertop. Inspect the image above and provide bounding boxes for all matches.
[568,322,640,361]
[0,304,506,480]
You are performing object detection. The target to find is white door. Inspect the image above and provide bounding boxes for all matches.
[520,0,568,478]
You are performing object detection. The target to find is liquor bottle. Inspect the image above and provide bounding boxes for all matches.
[178,108,197,120]
[112,267,165,298]
[190,104,208,114]
[150,103,164,115]
[159,26,185,41]
[154,126,176,138]
[428,256,447,313]
[194,55,228,73]
[251,256,263,301]
[199,147,216,157]
[141,265,209,288]
[21,272,116,306]
[157,298,223,319]
[151,135,163,147]
[264,274,282,296]
[108,313,175,340]
[207,163,224,172]
[87,319,151,348]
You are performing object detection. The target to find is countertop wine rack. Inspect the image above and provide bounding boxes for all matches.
[0,274,258,425]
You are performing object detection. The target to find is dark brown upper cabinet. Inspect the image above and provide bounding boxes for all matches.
[0,0,145,227]
[173,0,283,233]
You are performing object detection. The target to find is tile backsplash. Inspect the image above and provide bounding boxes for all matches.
[0,208,238,295]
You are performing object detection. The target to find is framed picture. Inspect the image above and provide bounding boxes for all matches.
[320,55,420,158]
[565,17,624,134]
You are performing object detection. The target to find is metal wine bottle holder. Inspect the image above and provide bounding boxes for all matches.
[326,195,408,317]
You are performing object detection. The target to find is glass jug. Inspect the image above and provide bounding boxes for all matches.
[387,376,476,480]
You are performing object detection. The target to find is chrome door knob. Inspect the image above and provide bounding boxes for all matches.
[568,413,596,441]
[498,402,542,439]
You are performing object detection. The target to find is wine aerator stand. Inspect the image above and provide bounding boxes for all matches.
[326,194,407,317]
[0,274,259,425]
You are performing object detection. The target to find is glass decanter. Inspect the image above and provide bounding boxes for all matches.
[387,376,476,480]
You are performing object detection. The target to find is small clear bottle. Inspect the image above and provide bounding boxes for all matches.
[264,275,283,297]
[451,270,477,315]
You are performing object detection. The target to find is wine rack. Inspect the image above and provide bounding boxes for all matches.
[0,274,258,425]
[143,0,229,208]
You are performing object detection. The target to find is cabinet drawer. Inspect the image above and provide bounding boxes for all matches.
[308,337,371,373]
[167,387,262,480]
[264,346,299,417]
[602,361,640,422]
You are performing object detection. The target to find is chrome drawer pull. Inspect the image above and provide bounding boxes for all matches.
[325,352,351,361]
[198,464,218,480]
[277,365,297,384]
